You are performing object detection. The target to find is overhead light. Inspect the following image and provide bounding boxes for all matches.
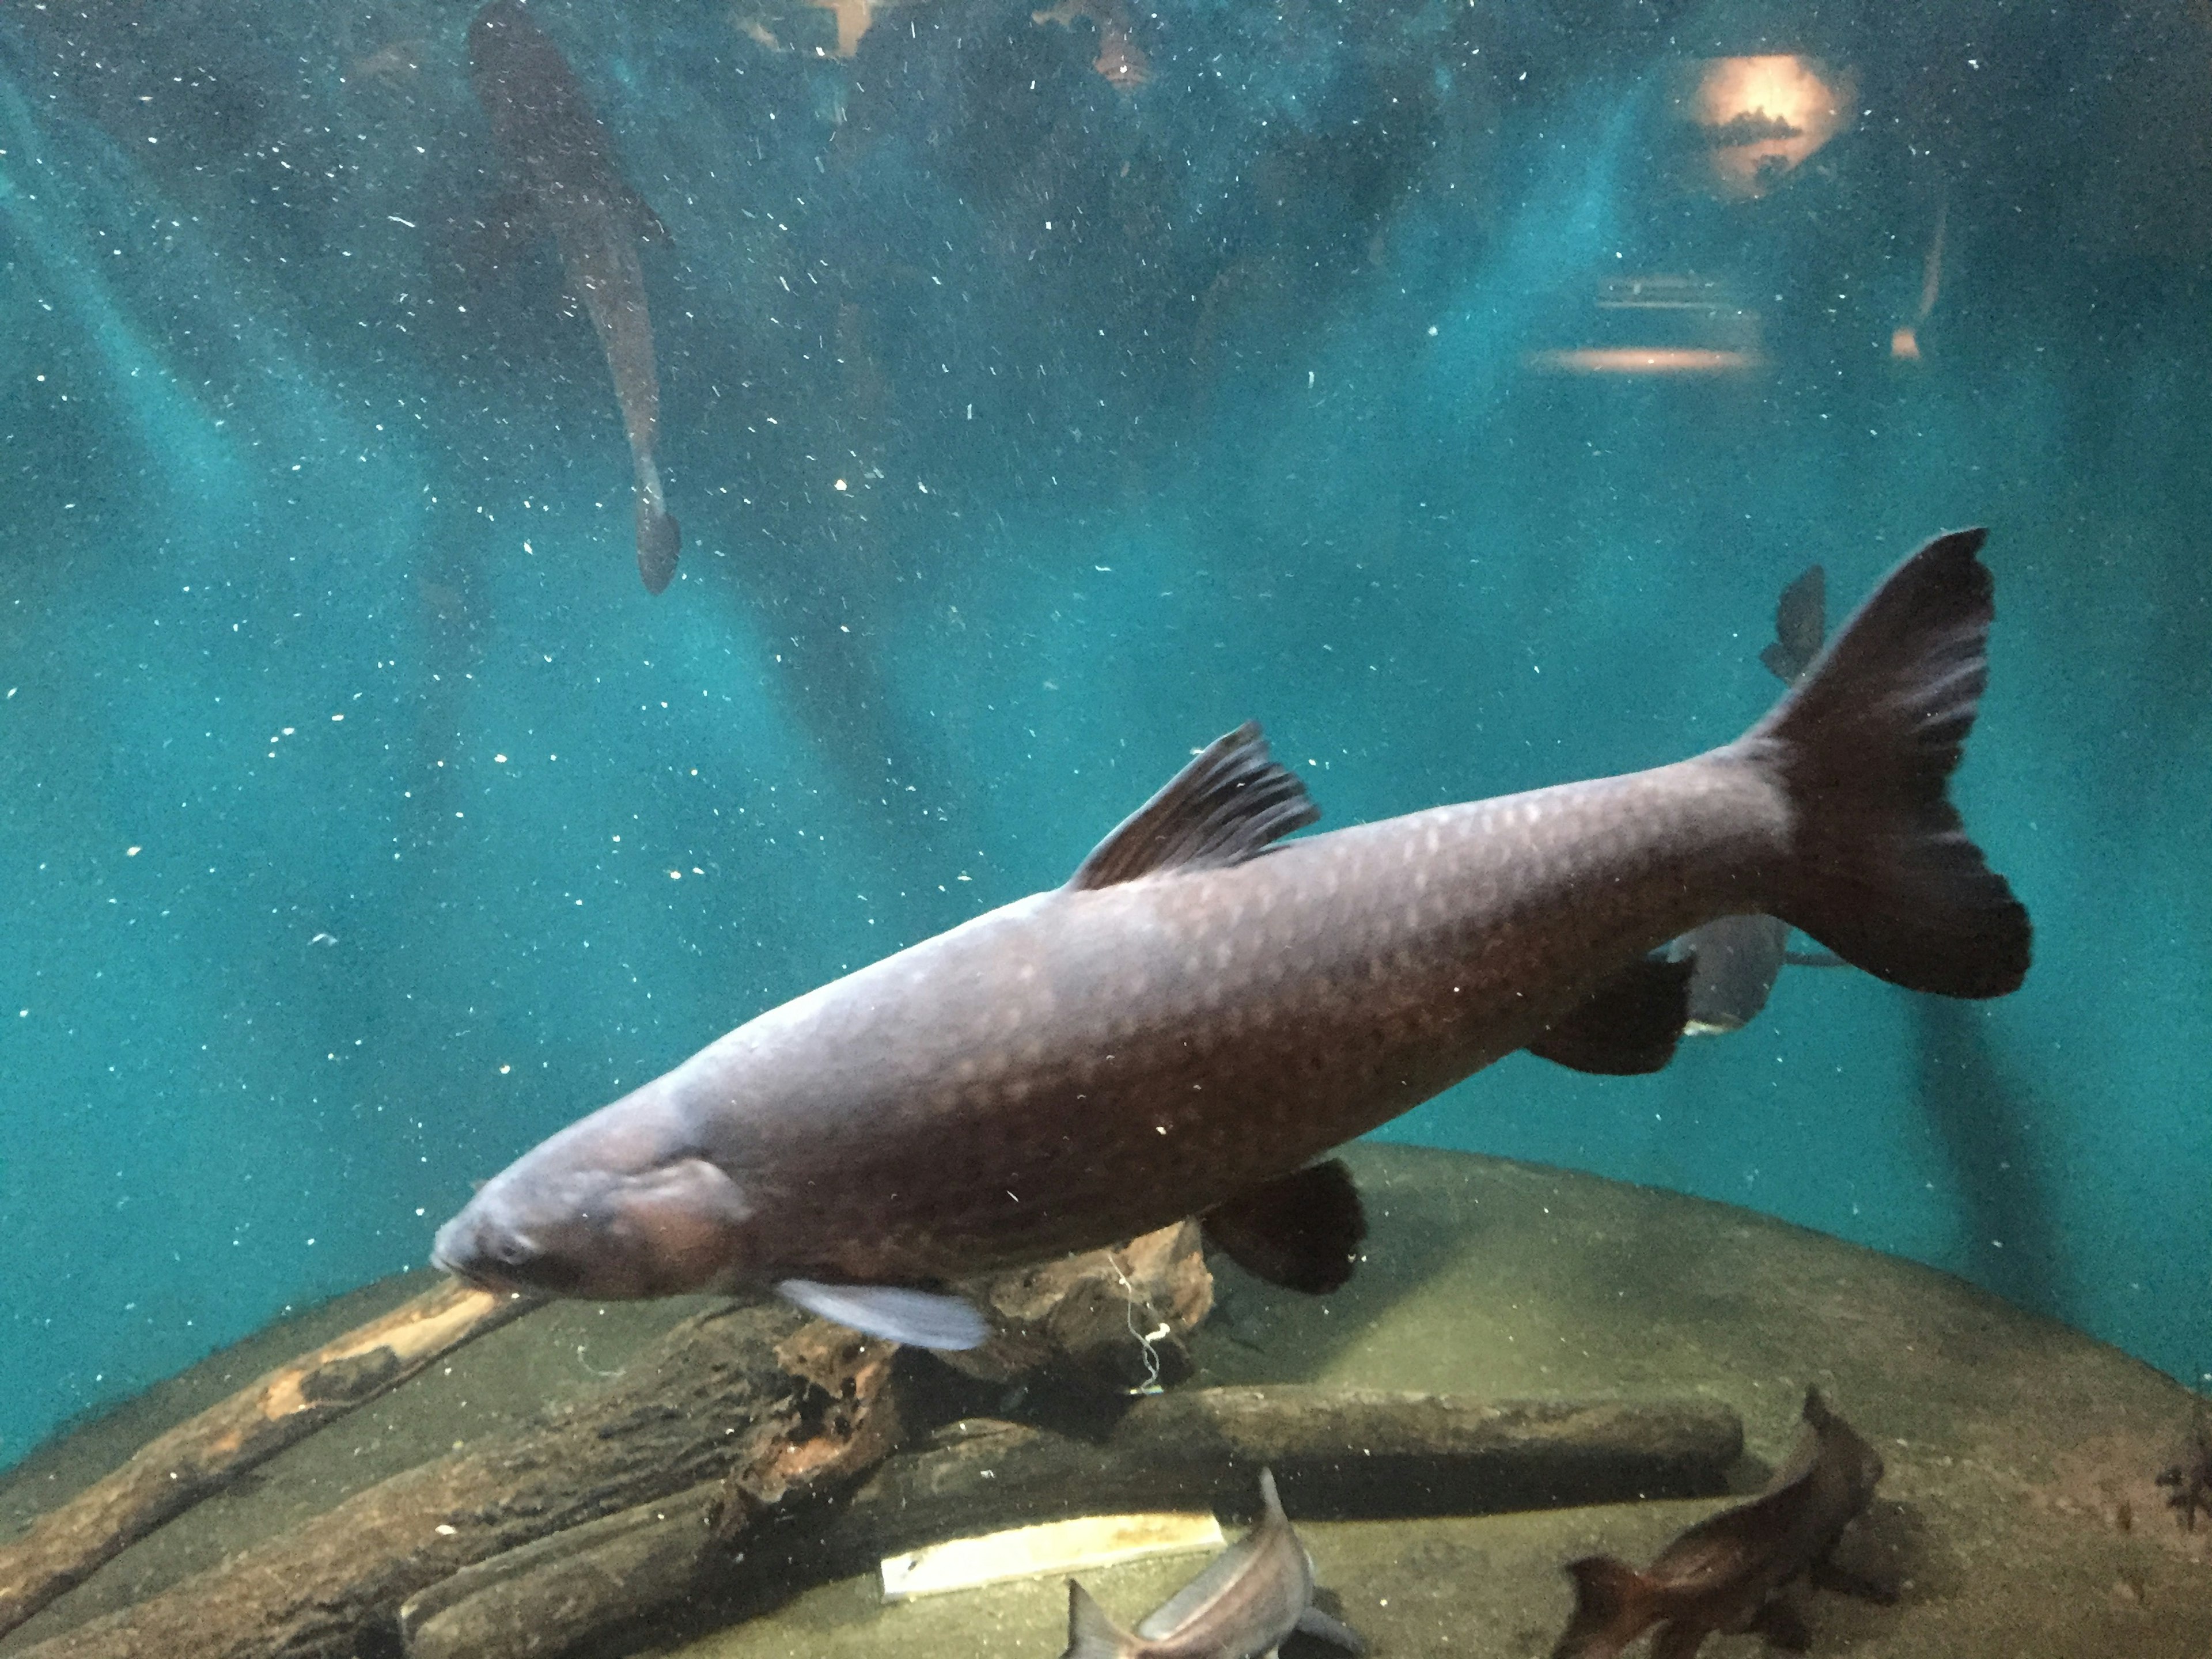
[1677,55,1853,200]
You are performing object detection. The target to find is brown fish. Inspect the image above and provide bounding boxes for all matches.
[1675,562,1836,1035]
[431,531,2029,1348]
[468,0,682,594]
[1062,1469,1363,1659]
[1551,1389,1888,1659]
[2156,1399,2212,1531]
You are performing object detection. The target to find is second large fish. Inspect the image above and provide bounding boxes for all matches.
[433,531,2031,1346]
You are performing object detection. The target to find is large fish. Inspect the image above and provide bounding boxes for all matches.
[468,0,682,594]
[1062,1468,1363,1659]
[432,531,2030,1349]
[1549,1389,1889,1659]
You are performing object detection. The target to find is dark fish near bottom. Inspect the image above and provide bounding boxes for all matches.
[431,531,2031,1347]
[1550,1389,1889,1659]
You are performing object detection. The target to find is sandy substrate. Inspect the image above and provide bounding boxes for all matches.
[5,1143,2206,1657]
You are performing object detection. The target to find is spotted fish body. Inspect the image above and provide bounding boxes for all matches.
[433,532,2030,1341]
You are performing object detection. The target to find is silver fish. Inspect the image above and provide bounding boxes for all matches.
[431,531,2029,1347]
[1063,1469,1363,1659]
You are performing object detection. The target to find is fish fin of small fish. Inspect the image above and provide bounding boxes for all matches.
[775,1279,990,1350]
[1201,1159,1365,1294]
[1762,563,1827,684]
[1527,955,1691,1075]
[636,497,680,593]
[1296,1607,1368,1654]
[1067,722,1318,891]
[1553,1555,1666,1659]
[1065,1579,1137,1659]
[1743,528,2030,999]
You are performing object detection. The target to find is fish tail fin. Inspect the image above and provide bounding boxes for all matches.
[1738,528,2029,998]
[1551,1555,1664,1659]
[636,498,680,593]
[1063,1580,1136,1659]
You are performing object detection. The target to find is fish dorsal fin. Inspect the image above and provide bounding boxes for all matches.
[1202,1161,1366,1294]
[1132,1478,1286,1640]
[1065,1580,1135,1659]
[1069,722,1317,891]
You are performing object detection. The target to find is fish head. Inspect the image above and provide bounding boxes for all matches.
[431,1112,755,1300]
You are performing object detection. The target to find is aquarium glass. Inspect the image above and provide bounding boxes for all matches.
[0,0,2206,1645]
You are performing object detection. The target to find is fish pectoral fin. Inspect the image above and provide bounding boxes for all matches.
[1201,1159,1365,1294]
[775,1279,990,1351]
[1527,954,1692,1076]
[1066,722,1317,890]
[1295,1607,1368,1654]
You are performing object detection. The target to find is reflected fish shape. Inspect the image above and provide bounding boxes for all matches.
[468,0,682,593]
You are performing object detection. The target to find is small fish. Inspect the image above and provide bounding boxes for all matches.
[468,1,682,594]
[432,532,2029,1350]
[1551,1389,1889,1659]
[1062,1469,1363,1659]
[1674,562,1838,1035]
[2155,1399,2212,1532]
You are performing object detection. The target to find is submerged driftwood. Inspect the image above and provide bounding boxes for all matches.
[395,1388,1745,1659]
[14,1301,834,1659]
[948,1219,1215,1393]
[0,1279,536,1642]
[11,1225,1215,1659]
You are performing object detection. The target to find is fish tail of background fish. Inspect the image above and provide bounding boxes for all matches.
[1548,1555,1665,1659]
[563,225,680,593]
[1733,527,2029,998]
[632,452,680,595]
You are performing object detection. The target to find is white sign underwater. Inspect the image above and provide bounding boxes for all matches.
[880,1512,1226,1601]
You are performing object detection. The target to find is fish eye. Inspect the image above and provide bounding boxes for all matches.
[488,1231,537,1268]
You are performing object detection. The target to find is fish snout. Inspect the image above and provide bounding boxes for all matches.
[430,1196,543,1291]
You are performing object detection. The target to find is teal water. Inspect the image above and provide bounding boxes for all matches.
[1,0,2206,1469]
